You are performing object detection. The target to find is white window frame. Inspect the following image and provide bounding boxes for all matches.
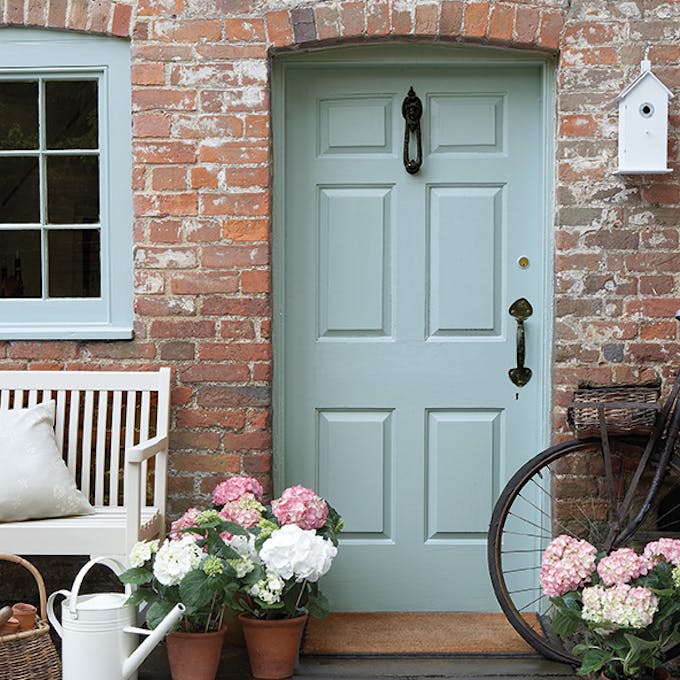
[0,28,133,339]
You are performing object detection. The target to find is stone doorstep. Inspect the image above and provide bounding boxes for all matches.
[137,643,576,680]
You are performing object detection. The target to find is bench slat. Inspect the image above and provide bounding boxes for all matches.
[81,390,95,499]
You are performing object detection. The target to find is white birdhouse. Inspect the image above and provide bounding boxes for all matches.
[615,60,673,174]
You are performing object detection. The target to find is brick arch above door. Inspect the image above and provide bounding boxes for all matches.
[264,2,565,53]
[0,0,133,37]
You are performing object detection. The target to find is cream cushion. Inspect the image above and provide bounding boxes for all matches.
[0,401,94,522]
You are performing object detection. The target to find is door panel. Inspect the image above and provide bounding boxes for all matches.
[280,61,547,611]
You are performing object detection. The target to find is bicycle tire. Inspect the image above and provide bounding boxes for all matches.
[488,436,680,665]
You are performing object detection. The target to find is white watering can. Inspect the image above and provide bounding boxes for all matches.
[47,556,185,680]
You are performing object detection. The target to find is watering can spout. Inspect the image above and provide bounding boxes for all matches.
[122,603,185,680]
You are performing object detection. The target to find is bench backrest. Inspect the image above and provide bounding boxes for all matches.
[0,368,171,510]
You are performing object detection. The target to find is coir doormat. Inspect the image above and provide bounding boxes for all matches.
[301,612,541,656]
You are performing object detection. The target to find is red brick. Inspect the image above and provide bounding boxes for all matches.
[640,229,679,250]
[159,193,198,216]
[223,219,269,242]
[242,454,272,475]
[200,343,272,362]
[160,341,196,361]
[391,7,412,34]
[135,296,196,317]
[135,141,196,164]
[559,114,599,137]
[111,2,132,36]
[241,270,270,294]
[538,10,564,51]
[201,245,269,268]
[226,167,270,188]
[341,1,364,36]
[439,1,463,36]
[641,322,676,340]
[488,4,514,42]
[168,477,195,495]
[170,271,239,294]
[82,342,157,359]
[132,89,197,112]
[198,142,268,164]
[7,0,24,24]
[415,3,438,35]
[27,0,48,25]
[152,167,187,191]
[463,2,489,39]
[132,63,165,86]
[132,113,171,138]
[265,10,293,46]
[223,432,272,451]
[202,193,269,217]
[648,45,680,63]
[191,167,220,189]
[366,0,388,35]
[314,4,340,39]
[176,409,246,430]
[48,0,68,27]
[148,219,182,243]
[180,363,250,383]
[245,115,269,139]
[136,0,181,15]
[640,276,675,295]
[173,452,238,470]
[8,342,77,360]
[641,184,680,205]
[172,115,243,140]
[201,297,270,317]
[252,363,271,381]
[514,6,539,45]
[150,320,216,338]
[564,24,618,46]
[562,47,618,66]
[220,320,256,339]
[224,18,266,42]
[625,298,680,318]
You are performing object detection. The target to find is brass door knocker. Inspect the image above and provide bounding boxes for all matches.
[402,86,423,174]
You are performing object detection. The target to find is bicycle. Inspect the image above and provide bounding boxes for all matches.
[487,315,680,665]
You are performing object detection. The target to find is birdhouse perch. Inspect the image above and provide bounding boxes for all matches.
[615,60,673,174]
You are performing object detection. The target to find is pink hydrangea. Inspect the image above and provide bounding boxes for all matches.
[643,538,680,566]
[271,485,329,530]
[540,534,597,597]
[220,493,264,529]
[597,547,653,586]
[212,476,263,507]
[582,583,659,629]
[170,507,202,539]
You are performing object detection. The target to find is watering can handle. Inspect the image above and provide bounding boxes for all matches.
[69,556,132,618]
[46,589,70,638]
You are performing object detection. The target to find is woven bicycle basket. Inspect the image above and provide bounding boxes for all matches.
[0,554,61,680]
[567,383,661,438]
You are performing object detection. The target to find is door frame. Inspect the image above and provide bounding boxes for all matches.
[271,42,556,493]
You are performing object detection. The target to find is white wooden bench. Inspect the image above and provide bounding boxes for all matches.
[0,368,171,559]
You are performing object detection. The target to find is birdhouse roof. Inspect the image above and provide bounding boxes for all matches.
[617,68,674,101]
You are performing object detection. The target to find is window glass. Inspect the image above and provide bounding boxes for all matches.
[45,80,98,150]
[0,229,41,298]
[48,229,101,297]
[0,157,40,223]
[46,155,100,224]
[0,81,38,150]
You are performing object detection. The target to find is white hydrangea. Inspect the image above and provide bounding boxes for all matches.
[259,524,337,583]
[128,539,160,568]
[153,535,202,586]
[248,572,285,605]
[229,556,256,578]
[228,534,260,562]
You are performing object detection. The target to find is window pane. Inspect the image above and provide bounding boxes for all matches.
[0,230,41,298]
[48,229,100,298]
[46,155,99,224]
[45,81,98,150]
[0,81,38,150]
[0,157,40,223]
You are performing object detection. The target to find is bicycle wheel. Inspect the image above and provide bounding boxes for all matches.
[488,436,680,665]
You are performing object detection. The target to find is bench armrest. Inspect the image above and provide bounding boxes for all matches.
[126,434,169,463]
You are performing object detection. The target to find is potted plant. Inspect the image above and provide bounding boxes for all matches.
[542,535,680,680]
[119,512,245,680]
[209,476,343,680]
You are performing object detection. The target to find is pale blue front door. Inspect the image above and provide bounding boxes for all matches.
[276,49,549,611]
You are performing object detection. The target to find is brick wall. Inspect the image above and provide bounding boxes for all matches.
[0,0,678,519]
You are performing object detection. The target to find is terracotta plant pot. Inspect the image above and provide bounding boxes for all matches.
[239,613,308,680]
[166,628,225,680]
[600,668,672,680]
[12,602,37,631]
[0,617,20,636]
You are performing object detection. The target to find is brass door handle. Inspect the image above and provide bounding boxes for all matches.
[508,298,533,387]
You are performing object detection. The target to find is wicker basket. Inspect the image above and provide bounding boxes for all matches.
[0,554,61,680]
[567,384,660,438]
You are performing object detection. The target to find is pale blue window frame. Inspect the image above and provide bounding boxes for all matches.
[0,28,133,339]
